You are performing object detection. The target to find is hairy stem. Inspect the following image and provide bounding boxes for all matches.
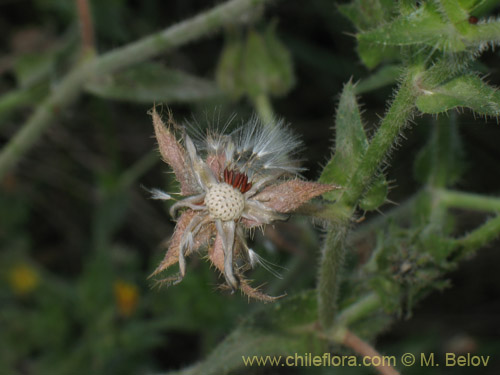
[335,292,380,327]
[341,330,400,375]
[436,189,500,213]
[0,83,47,126]
[0,0,270,179]
[424,114,461,234]
[317,222,348,328]
[452,214,500,259]
[318,67,421,329]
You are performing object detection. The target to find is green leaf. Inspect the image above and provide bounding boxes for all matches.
[0,84,48,125]
[216,36,246,100]
[338,0,397,31]
[84,62,222,103]
[357,3,467,52]
[470,0,500,16]
[357,39,401,69]
[436,0,469,30]
[457,0,481,10]
[359,176,389,211]
[263,25,295,97]
[320,82,389,209]
[13,52,54,88]
[252,290,318,332]
[320,81,367,201]
[416,75,500,116]
[354,64,401,94]
[458,0,493,13]
[243,26,295,99]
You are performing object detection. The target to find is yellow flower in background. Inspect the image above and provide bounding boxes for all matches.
[8,263,39,295]
[113,280,139,317]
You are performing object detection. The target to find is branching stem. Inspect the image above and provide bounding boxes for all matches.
[0,0,270,179]
[317,222,348,328]
[318,67,420,329]
[341,329,400,375]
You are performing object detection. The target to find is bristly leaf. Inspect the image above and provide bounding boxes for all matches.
[338,0,397,31]
[357,2,468,52]
[339,0,400,68]
[357,40,401,69]
[150,108,200,196]
[469,0,500,16]
[455,0,499,14]
[359,176,389,211]
[416,74,500,117]
[320,82,389,209]
[356,0,500,63]
[320,81,367,201]
[435,0,470,32]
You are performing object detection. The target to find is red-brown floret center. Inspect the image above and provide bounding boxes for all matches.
[223,168,252,193]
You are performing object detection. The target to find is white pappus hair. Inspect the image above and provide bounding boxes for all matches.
[189,114,304,182]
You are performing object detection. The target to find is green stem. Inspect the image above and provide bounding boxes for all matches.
[452,214,500,259]
[424,113,461,234]
[92,0,268,75]
[0,68,87,179]
[252,94,275,126]
[117,150,159,190]
[0,0,270,179]
[348,194,418,244]
[318,67,420,329]
[436,189,500,213]
[164,292,382,375]
[317,222,349,329]
[429,114,459,189]
[334,292,380,328]
[0,83,47,125]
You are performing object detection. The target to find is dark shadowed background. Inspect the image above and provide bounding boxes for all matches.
[1,1,499,374]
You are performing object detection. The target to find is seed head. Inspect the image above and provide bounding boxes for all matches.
[148,107,340,301]
[205,183,245,221]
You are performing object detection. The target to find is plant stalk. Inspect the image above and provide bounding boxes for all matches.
[317,222,349,328]
[318,67,420,329]
[253,94,275,126]
[436,189,500,213]
[452,214,500,259]
[0,0,270,179]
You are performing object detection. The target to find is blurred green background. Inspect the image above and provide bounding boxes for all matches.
[0,0,499,374]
